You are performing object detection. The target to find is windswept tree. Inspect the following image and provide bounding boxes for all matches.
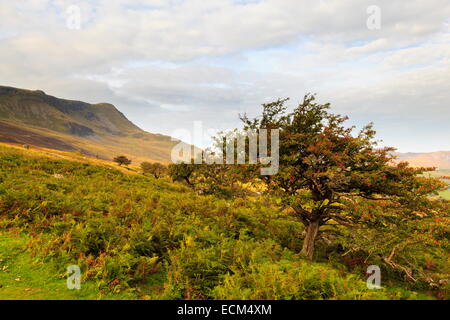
[168,162,196,186]
[239,94,446,260]
[113,155,131,166]
[167,141,254,197]
[141,162,167,178]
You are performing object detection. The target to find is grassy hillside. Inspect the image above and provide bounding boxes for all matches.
[0,145,448,300]
[0,86,181,163]
[0,142,143,175]
[0,233,135,299]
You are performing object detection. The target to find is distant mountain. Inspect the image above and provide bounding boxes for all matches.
[396,151,450,170]
[0,85,181,163]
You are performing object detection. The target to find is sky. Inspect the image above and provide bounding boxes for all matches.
[0,0,449,152]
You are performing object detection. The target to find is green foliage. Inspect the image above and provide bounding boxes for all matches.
[0,145,448,300]
[212,258,389,300]
[168,162,196,186]
[163,238,383,300]
[0,233,135,300]
[235,95,447,259]
[167,161,253,198]
[141,162,167,178]
[327,197,450,295]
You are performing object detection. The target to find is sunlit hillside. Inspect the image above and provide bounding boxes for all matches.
[0,86,181,163]
[0,144,448,300]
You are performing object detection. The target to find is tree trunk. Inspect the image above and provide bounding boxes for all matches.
[184,177,193,187]
[301,220,320,260]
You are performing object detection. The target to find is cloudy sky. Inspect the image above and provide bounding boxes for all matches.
[1,0,449,151]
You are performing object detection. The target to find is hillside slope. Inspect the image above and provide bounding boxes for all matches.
[396,151,450,170]
[0,86,180,163]
[1,144,442,300]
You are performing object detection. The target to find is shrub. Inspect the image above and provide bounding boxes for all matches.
[113,155,131,166]
[141,162,167,178]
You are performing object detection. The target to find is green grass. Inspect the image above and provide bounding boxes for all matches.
[423,170,450,200]
[439,188,450,200]
[0,145,448,300]
[0,232,137,300]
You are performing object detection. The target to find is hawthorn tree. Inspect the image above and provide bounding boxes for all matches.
[191,163,251,197]
[113,155,131,166]
[167,139,255,196]
[168,162,196,186]
[141,162,167,178]
[239,94,446,260]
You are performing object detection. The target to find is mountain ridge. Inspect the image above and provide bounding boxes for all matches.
[0,85,179,163]
[0,85,142,137]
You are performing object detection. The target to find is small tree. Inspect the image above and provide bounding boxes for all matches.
[141,162,167,178]
[113,155,131,166]
[168,162,196,186]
